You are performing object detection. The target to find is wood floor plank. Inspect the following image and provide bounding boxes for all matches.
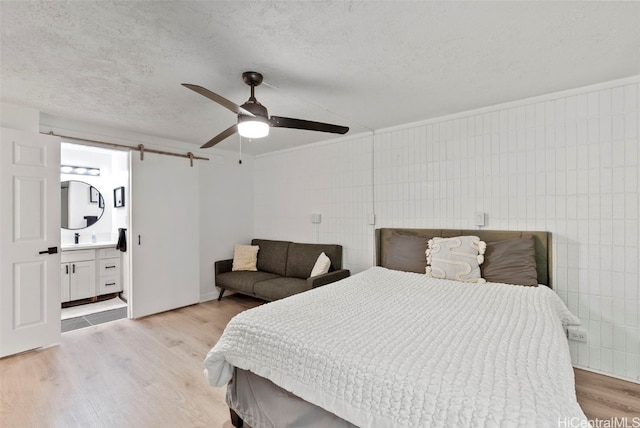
[1,294,637,427]
[574,368,640,420]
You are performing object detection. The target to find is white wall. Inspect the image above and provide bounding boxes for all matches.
[0,103,39,132]
[199,154,255,301]
[255,134,375,273]
[254,76,640,382]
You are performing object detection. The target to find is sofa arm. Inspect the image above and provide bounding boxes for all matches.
[215,259,233,276]
[307,269,350,289]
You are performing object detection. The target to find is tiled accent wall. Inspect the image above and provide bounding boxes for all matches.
[254,134,375,273]
[254,78,640,382]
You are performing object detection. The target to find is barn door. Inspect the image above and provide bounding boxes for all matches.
[129,152,200,318]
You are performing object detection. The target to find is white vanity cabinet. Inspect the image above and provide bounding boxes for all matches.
[61,249,96,302]
[61,245,123,303]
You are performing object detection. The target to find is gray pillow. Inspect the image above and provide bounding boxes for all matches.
[481,236,538,286]
[384,233,429,273]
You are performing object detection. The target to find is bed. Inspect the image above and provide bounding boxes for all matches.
[205,228,588,427]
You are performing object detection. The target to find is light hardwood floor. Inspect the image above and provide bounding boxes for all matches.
[1,294,638,427]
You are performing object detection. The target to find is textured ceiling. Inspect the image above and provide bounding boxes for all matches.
[1,1,639,154]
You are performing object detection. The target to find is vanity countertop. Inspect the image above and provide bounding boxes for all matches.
[61,242,117,251]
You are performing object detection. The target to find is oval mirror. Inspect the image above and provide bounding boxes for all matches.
[61,180,105,230]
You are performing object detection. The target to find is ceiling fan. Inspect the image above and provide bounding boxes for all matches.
[182,71,349,149]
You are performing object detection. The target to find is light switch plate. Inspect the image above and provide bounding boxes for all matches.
[474,212,485,227]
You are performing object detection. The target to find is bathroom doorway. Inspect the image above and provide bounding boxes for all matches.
[59,142,130,332]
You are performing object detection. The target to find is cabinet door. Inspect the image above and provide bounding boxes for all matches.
[60,264,70,302]
[70,261,95,300]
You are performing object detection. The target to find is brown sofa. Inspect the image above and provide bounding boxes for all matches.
[215,239,350,301]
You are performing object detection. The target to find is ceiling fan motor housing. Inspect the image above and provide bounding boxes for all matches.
[239,100,269,120]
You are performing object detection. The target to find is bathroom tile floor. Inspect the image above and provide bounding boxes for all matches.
[61,297,128,333]
[61,307,128,333]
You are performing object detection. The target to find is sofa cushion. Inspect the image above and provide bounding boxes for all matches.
[216,271,280,295]
[285,243,343,279]
[253,277,309,301]
[251,239,291,276]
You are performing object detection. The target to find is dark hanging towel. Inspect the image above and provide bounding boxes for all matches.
[84,215,98,227]
[116,228,127,252]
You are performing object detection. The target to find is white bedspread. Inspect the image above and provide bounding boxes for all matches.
[205,267,587,427]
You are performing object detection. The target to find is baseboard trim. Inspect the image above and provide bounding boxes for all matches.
[573,365,640,384]
[200,289,237,303]
[199,291,218,303]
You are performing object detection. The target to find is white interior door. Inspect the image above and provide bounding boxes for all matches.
[0,128,61,357]
[130,151,200,318]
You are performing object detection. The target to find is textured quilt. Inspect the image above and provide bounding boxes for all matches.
[205,267,587,427]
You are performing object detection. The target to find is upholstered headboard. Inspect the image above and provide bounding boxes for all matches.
[375,228,552,287]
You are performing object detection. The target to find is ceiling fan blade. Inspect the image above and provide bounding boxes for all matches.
[182,83,254,117]
[270,116,349,134]
[200,124,238,148]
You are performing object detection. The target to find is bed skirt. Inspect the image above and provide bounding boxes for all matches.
[227,368,357,428]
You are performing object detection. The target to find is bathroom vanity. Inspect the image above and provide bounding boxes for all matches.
[61,243,122,303]
[60,177,126,304]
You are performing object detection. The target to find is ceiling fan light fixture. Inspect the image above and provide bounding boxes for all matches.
[183,72,349,149]
[237,116,269,139]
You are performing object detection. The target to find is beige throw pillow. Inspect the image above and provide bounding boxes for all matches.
[310,252,331,277]
[426,236,486,283]
[232,245,259,271]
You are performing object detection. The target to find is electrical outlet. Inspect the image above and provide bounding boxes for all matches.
[567,329,587,342]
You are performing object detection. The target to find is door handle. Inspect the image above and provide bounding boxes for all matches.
[65,265,69,274]
[72,264,75,274]
[38,246,58,255]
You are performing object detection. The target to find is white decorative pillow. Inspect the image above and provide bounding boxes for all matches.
[310,252,331,277]
[426,236,486,283]
[232,245,259,271]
